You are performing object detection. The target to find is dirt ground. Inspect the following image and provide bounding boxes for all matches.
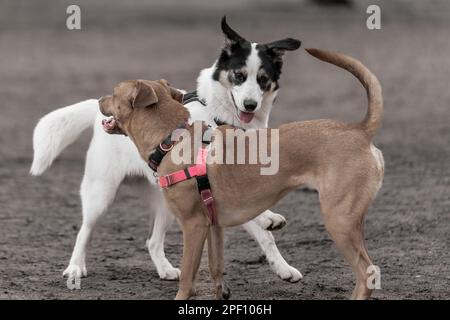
[0,0,449,299]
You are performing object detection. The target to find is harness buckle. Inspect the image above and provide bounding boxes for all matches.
[159,142,173,152]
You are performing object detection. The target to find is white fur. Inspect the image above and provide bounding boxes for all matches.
[230,43,264,112]
[370,144,384,172]
[30,99,99,175]
[370,143,384,195]
[196,45,278,130]
[32,57,301,284]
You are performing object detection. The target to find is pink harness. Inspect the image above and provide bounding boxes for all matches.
[158,146,218,226]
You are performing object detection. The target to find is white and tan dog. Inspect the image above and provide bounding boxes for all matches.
[98,48,384,300]
[30,17,302,283]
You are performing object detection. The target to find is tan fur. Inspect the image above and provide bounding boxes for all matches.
[99,48,384,300]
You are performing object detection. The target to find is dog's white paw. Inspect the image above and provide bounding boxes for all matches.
[158,266,181,281]
[257,212,287,231]
[147,239,181,281]
[272,263,303,283]
[63,264,87,278]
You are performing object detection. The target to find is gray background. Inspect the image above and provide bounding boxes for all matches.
[0,0,449,299]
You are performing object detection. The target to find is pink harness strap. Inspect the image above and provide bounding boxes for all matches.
[158,146,218,225]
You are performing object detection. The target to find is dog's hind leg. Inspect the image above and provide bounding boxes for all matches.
[207,225,230,300]
[63,142,125,280]
[175,214,208,300]
[146,189,180,280]
[242,221,303,282]
[319,186,377,300]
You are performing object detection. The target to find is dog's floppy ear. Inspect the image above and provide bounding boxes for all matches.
[158,79,184,103]
[132,81,158,108]
[169,87,184,103]
[221,16,246,53]
[265,38,301,56]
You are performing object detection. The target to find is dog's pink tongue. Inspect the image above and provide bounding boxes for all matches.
[238,111,254,123]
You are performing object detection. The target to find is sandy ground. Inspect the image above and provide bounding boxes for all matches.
[0,1,449,299]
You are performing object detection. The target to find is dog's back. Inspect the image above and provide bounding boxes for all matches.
[192,48,384,229]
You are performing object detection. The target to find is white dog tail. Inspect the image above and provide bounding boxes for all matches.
[305,48,383,139]
[30,99,99,175]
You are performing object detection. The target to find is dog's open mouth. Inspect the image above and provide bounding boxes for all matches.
[102,117,118,133]
[237,111,254,124]
[230,92,255,124]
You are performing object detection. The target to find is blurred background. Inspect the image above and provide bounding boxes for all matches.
[0,0,449,299]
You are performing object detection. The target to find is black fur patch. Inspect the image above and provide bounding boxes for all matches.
[212,41,251,81]
[212,18,299,93]
[255,45,283,91]
[256,38,300,91]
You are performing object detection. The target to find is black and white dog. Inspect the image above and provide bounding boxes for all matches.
[31,17,302,283]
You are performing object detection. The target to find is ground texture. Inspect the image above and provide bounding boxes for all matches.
[0,0,449,299]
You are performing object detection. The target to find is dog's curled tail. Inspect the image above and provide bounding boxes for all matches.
[30,99,99,175]
[305,48,383,139]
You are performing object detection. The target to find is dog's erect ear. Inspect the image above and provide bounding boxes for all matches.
[265,38,301,57]
[158,79,184,103]
[132,81,158,108]
[221,16,246,53]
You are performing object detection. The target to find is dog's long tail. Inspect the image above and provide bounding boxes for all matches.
[305,48,383,139]
[30,99,99,175]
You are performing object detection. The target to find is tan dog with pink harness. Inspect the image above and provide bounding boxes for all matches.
[157,132,219,226]
[98,48,384,300]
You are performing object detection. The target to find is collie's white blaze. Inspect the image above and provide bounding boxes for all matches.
[230,43,264,112]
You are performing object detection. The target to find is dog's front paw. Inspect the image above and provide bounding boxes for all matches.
[257,212,287,231]
[273,263,303,283]
[63,264,87,280]
[214,281,231,300]
[63,264,87,290]
[158,266,181,281]
[175,287,197,300]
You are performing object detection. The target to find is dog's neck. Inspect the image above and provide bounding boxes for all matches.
[196,64,278,130]
[156,121,211,174]
[127,103,190,163]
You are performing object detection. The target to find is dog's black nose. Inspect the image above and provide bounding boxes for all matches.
[243,99,257,111]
